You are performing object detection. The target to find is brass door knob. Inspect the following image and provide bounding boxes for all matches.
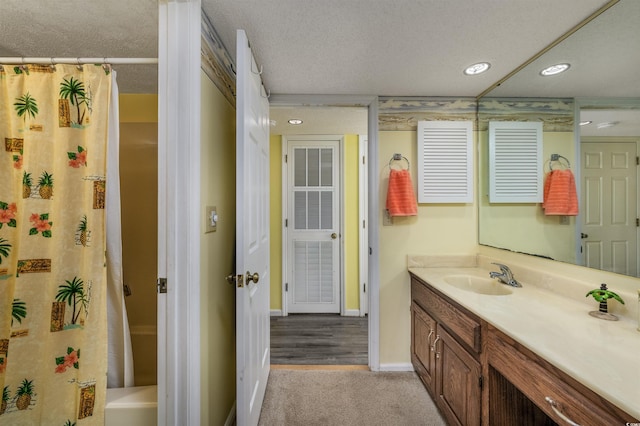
[246,271,259,284]
[331,233,337,239]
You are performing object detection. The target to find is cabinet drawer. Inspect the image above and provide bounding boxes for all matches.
[412,278,481,353]
[488,329,634,425]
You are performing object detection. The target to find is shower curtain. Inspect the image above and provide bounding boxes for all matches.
[0,63,125,424]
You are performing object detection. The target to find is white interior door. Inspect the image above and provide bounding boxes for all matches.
[236,29,270,425]
[286,138,341,313]
[581,141,638,275]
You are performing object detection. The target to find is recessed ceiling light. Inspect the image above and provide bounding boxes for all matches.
[464,62,491,75]
[540,63,570,76]
[579,120,592,126]
[288,119,303,125]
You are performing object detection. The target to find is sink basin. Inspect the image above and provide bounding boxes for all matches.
[443,275,513,295]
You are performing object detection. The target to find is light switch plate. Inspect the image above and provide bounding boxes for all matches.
[205,206,217,233]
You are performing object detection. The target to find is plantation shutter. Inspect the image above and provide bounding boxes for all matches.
[417,120,473,203]
[489,121,543,203]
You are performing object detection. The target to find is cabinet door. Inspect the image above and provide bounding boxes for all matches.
[435,326,482,426]
[411,302,436,394]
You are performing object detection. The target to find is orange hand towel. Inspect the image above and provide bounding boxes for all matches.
[542,169,578,215]
[386,169,418,217]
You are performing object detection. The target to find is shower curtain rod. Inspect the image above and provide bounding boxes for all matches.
[0,57,158,65]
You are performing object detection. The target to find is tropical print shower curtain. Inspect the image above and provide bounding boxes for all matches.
[0,64,111,425]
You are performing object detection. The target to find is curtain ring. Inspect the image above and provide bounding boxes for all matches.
[76,58,83,70]
[20,57,27,72]
[50,57,56,71]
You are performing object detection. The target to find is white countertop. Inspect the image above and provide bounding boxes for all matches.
[408,266,640,420]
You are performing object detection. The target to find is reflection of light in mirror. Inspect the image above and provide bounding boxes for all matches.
[596,121,618,129]
[287,119,303,125]
[579,120,592,126]
[540,63,570,76]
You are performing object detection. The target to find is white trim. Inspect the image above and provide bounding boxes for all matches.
[344,309,361,317]
[358,135,369,317]
[224,401,237,426]
[379,363,415,372]
[340,137,346,316]
[270,309,283,317]
[270,94,380,372]
[157,1,201,425]
[280,137,288,316]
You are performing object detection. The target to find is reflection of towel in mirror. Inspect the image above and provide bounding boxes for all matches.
[386,169,418,217]
[542,169,578,215]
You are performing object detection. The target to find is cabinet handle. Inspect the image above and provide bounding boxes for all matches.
[545,396,581,426]
[431,335,441,358]
[427,329,434,345]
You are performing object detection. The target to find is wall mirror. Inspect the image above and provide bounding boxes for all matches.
[478,0,640,277]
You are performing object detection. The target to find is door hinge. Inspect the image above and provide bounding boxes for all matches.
[285,218,288,227]
[285,154,288,163]
[479,375,483,389]
[363,219,366,229]
[369,247,372,255]
[157,278,167,294]
[637,218,639,227]
[363,283,366,293]
[285,283,288,292]
[362,155,366,165]
[636,156,639,166]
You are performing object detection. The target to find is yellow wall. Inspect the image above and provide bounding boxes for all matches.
[118,94,158,385]
[199,71,236,425]
[269,135,361,313]
[378,131,478,364]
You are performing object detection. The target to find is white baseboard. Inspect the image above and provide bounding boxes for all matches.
[343,309,360,317]
[224,401,236,426]
[270,309,283,316]
[379,363,414,372]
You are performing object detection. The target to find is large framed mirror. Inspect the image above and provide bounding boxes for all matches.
[478,0,640,277]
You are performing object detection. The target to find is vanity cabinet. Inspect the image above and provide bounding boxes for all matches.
[411,276,482,426]
[487,325,634,426]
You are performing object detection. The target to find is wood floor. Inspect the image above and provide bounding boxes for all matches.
[270,314,368,365]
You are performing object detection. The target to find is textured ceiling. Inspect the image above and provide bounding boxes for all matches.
[0,0,612,96]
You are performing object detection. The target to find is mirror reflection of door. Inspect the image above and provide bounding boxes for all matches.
[285,137,341,313]
[581,141,638,276]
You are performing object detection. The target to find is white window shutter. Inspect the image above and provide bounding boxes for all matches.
[489,121,543,203]
[417,120,473,203]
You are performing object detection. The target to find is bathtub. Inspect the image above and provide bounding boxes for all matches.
[105,385,157,426]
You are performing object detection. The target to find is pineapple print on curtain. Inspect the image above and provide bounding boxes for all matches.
[0,63,111,425]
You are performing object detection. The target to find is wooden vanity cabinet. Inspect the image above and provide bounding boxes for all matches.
[411,275,482,426]
[487,325,637,426]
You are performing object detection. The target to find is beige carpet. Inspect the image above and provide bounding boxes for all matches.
[259,369,446,426]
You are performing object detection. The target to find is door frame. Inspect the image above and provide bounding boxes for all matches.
[271,94,380,370]
[157,0,202,424]
[281,135,345,316]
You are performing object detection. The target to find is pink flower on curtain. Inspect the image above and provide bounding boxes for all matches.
[29,213,52,237]
[68,146,87,168]
[0,202,17,229]
[13,154,23,169]
[54,347,80,373]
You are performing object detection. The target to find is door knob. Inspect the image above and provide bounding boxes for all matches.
[331,233,337,239]
[246,271,259,284]
[581,233,589,239]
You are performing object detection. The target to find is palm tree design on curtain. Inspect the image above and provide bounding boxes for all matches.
[55,277,88,327]
[13,92,39,121]
[59,77,88,126]
[12,299,26,326]
[0,238,10,264]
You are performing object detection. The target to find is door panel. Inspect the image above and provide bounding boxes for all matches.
[287,139,340,313]
[236,29,270,426]
[581,142,637,275]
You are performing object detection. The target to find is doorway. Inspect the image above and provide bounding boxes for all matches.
[269,105,370,365]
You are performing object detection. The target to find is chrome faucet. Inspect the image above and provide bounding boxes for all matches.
[489,263,522,287]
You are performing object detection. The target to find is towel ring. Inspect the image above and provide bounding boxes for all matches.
[549,154,571,171]
[389,154,410,170]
